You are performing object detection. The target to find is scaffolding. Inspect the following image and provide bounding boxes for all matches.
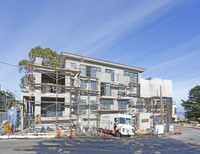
[21,60,172,134]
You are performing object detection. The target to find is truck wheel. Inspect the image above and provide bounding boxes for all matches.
[116,131,121,137]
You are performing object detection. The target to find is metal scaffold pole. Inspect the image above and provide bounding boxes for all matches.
[160,86,163,125]
[56,68,58,136]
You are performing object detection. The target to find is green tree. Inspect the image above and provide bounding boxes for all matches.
[182,85,200,120]
[18,46,60,89]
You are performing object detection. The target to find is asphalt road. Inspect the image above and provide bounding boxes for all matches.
[0,127,200,154]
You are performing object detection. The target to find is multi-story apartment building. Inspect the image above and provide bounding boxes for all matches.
[21,52,172,130]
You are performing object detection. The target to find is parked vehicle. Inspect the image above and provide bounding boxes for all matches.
[99,113,135,137]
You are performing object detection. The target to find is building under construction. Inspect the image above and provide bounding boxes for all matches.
[21,52,173,131]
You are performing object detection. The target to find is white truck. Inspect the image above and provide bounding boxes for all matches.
[99,113,135,137]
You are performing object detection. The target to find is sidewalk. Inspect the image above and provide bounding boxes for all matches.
[0,134,56,139]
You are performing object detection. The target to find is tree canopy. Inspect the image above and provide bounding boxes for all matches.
[18,46,60,89]
[182,85,200,120]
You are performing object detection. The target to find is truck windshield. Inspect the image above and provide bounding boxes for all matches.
[126,118,133,125]
[119,117,125,124]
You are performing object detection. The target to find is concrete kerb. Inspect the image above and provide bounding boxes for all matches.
[0,135,56,139]
[0,132,176,140]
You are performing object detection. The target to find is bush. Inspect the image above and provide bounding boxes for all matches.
[191,121,199,124]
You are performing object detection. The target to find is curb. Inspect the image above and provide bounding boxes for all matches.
[175,125,200,130]
[0,135,56,139]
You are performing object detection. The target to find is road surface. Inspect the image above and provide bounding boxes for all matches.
[0,127,200,154]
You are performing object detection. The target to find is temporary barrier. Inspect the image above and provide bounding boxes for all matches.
[154,125,164,135]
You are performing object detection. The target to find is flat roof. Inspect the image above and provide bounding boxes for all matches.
[59,52,146,73]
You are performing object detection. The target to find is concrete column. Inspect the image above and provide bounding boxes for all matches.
[35,96,41,116]
[113,100,118,110]
[65,93,70,117]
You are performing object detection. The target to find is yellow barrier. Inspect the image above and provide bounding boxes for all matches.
[4,125,11,132]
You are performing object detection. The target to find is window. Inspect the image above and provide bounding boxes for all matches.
[80,80,87,90]
[91,67,96,78]
[96,67,101,72]
[101,83,111,96]
[129,86,134,92]
[118,100,127,110]
[118,86,126,97]
[91,81,97,90]
[119,117,125,124]
[81,65,101,77]
[105,69,114,81]
[104,83,111,96]
[130,73,138,83]
[124,71,138,83]
[81,65,87,76]
[90,67,101,78]
[41,103,64,117]
[136,101,143,112]
[91,100,97,114]
[100,100,112,110]
[80,100,87,114]
[129,101,134,105]
[124,71,129,76]
[70,63,77,69]
[126,118,133,125]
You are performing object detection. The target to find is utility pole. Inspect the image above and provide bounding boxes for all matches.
[5,94,9,120]
[56,68,58,135]
[160,86,163,125]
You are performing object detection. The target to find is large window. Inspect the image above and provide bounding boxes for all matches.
[81,65,87,76]
[91,81,97,90]
[81,65,101,78]
[70,63,77,69]
[100,100,112,110]
[101,83,111,96]
[104,83,111,96]
[105,69,114,81]
[136,101,143,112]
[118,86,126,97]
[80,80,87,90]
[124,71,138,83]
[80,100,87,114]
[118,100,127,110]
[91,67,101,78]
[90,100,97,114]
[41,103,64,117]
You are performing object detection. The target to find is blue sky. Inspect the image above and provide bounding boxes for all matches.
[0,0,200,112]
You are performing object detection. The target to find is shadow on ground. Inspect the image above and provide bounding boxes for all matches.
[14,135,200,154]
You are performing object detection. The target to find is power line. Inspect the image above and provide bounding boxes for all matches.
[0,61,19,68]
